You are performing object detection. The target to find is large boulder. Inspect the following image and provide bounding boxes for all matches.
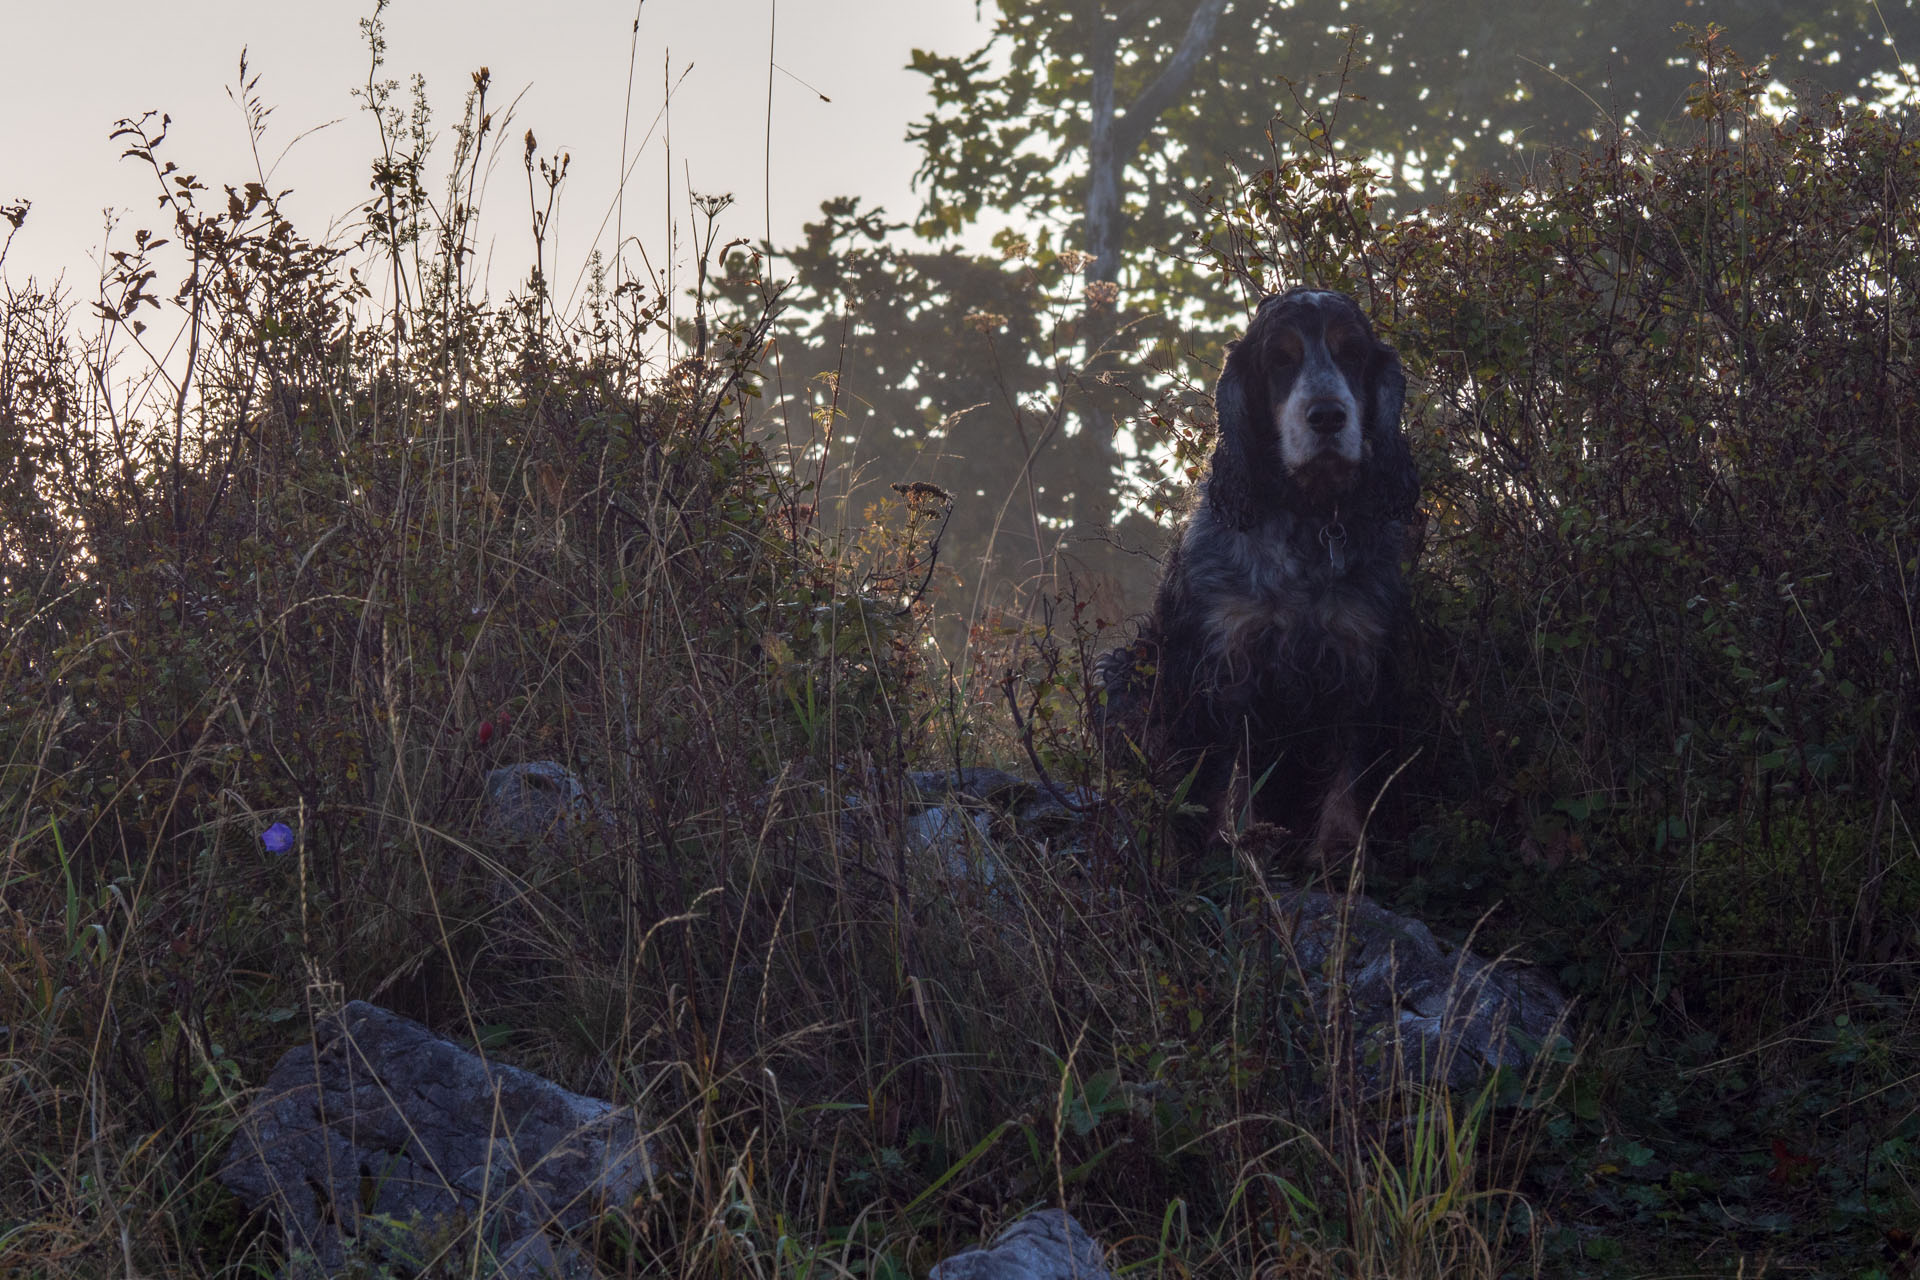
[1273,889,1571,1091]
[221,1001,657,1277]
[930,1209,1114,1280]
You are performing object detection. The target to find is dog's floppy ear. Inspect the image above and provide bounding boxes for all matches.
[1206,334,1262,530]
[1363,340,1419,522]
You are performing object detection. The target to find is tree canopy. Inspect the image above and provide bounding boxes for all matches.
[911,0,1919,301]
[732,1,1920,629]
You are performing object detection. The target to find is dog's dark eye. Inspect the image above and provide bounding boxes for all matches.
[1271,333,1303,366]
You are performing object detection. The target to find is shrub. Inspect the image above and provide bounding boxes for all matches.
[3,25,1913,1280]
[1194,30,1918,995]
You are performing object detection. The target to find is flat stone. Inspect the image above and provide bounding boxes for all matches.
[1274,889,1571,1090]
[930,1209,1114,1280]
[221,1001,657,1276]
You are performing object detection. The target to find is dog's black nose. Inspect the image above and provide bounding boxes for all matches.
[1306,399,1348,434]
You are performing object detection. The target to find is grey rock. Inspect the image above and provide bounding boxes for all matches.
[907,805,998,886]
[904,770,1101,833]
[905,767,1033,806]
[481,762,613,844]
[1014,783,1102,839]
[1274,889,1571,1090]
[221,1001,657,1277]
[930,1209,1114,1280]
[496,1231,595,1279]
[904,768,1108,874]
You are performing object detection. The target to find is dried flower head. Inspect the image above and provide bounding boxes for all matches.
[891,481,954,505]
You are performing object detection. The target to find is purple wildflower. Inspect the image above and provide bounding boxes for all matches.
[262,822,295,854]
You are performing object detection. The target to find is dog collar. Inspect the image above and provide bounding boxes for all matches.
[1320,511,1348,574]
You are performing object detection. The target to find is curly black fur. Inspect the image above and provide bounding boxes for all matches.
[1100,288,1419,863]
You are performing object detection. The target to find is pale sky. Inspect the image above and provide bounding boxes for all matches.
[1,0,989,309]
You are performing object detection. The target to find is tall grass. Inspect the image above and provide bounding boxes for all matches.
[6,21,1912,1280]
[0,22,1560,1280]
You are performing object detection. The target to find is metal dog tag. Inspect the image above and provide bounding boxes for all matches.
[1321,521,1348,574]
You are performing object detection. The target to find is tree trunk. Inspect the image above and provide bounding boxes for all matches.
[1086,16,1123,284]
[1083,0,1231,286]
[1066,0,1231,583]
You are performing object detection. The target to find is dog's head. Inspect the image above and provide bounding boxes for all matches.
[1209,288,1414,527]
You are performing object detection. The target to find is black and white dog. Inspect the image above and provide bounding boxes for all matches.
[1100,288,1419,864]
